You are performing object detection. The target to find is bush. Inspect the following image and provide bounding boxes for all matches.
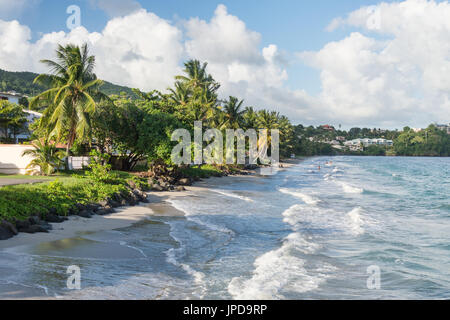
[0,176,128,222]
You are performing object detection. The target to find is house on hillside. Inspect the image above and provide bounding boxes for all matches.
[435,123,450,134]
[320,125,335,131]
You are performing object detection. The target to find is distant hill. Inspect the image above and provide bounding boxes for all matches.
[0,68,137,99]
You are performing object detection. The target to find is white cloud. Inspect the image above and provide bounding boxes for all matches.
[184,5,298,114]
[302,0,450,127]
[0,10,183,91]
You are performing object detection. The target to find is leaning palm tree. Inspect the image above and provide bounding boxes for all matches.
[30,43,107,168]
[22,139,65,176]
[222,96,245,129]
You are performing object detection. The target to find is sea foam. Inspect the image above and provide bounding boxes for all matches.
[279,188,320,205]
[227,232,324,300]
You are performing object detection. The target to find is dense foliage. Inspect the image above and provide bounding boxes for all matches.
[394,125,450,156]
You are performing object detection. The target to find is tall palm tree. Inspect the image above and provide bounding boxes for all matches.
[30,43,106,167]
[22,139,65,176]
[222,96,245,129]
[174,59,220,125]
[175,60,213,90]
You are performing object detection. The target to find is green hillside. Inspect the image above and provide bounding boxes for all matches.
[0,68,137,99]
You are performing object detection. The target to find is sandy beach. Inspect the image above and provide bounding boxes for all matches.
[0,162,300,299]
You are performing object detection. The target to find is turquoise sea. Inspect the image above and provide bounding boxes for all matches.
[1,156,449,299]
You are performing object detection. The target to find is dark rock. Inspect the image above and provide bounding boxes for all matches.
[28,216,40,225]
[175,186,186,192]
[68,207,78,216]
[77,210,92,218]
[130,192,140,202]
[112,193,123,202]
[120,199,128,206]
[1,220,18,236]
[95,209,108,215]
[39,221,53,231]
[141,197,150,203]
[21,225,49,234]
[15,220,31,231]
[44,214,66,223]
[48,208,58,215]
[0,226,14,240]
[86,203,100,212]
[107,200,118,208]
[75,203,86,211]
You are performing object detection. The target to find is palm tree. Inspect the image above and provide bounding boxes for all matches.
[242,107,258,130]
[175,60,213,90]
[22,139,65,176]
[168,81,191,106]
[173,59,220,125]
[222,96,245,129]
[257,110,279,130]
[30,43,107,167]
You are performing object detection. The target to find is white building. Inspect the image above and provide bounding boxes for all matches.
[344,138,393,148]
[0,91,42,143]
[0,91,23,104]
[435,123,450,134]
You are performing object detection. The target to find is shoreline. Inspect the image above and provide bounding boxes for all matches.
[0,160,302,299]
[0,161,301,250]
[0,161,301,299]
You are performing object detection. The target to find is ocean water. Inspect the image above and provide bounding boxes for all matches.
[1,156,449,299]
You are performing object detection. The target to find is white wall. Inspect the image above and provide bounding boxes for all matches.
[68,156,90,170]
[0,94,20,104]
[0,145,36,174]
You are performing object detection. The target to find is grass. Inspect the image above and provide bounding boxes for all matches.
[0,169,147,222]
[180,164,229,178]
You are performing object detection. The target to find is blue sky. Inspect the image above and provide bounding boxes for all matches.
[1,0,449,128]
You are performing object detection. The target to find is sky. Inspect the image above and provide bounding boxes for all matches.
[0,0,449,129]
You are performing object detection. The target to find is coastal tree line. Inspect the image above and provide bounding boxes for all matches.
[1,43,449,168]
[28,43,296,172]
